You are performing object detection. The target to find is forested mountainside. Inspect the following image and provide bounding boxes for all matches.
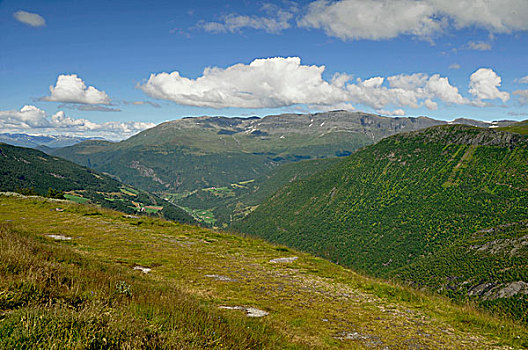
[0,143,194,224]
[235,125,528,321]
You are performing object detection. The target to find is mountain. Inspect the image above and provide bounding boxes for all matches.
[0,143,195,224]
[50,111,513,225]
[1,193,526,349]
[235,125,528,321]
[0,133,104,149]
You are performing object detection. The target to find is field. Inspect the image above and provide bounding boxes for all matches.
[1,193,527,349]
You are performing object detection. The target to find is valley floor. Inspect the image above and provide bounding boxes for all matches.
[1,193,527,349]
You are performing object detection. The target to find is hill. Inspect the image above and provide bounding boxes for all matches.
[0,143,194,224]
[235,125,528,320]
[50,111,513,225]
[1,193,526,349]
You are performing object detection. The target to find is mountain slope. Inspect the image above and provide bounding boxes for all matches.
[1,193,526,349]
[235,125,528,319]
[175,157,343,226]
[0,143,195,224]
[51,111,511,226]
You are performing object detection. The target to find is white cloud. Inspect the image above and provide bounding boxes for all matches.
[469,68,510,103]
[297,0,528,41]
[0,106,155,140]
[298,0,444,40]
[377,109,406,116]
[466,41,492,51]
[197,4,296,34]
[13,10,46,27]
[449,63,461,70]
[513,90,528,105]
[430,0,528,33]
[141,57,349,109]
[425,74,468,104]
[42,74,111,105]
[518,76,528,84]
[141,56,510,112]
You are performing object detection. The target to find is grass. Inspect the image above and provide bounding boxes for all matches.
[64,193,90,204]
[1,193,527,349]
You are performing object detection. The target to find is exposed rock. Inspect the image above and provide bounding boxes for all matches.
[468,283,496,297]
[218,306,268,317]
[133,266,152,274]
[469,234,528,256]
[484,281,528,300]
[205,274,237,282]
[269,256,298,264]
[46,234,71,240]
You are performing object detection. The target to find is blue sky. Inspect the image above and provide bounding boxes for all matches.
[1,0,527,138]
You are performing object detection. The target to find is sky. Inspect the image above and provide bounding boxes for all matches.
[1,0,527,139]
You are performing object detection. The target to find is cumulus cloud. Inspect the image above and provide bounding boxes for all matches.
[466,41,492,51]
[0,106,155,140]
[469,68,510,104]
[449,63,461,69]
[13,10,46,27]
[141,57,349,109]
[42,74,111,105]
[298,0,528,41]
[140,57,511,112]
[513,90,528,105]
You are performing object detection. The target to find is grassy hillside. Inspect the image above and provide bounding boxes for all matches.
[235,125,528,320]
[1,193,527,349]
[0,143,194,224]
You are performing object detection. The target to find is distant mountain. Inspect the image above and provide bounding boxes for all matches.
[0,143,195,224]
[235,125,528,321]
[50,111,517,225]
[0,133,105,150]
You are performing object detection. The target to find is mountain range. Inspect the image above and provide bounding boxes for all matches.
[49,111,516,225]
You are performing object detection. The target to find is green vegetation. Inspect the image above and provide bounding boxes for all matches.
[0,218,286,349]
[236,125,528,321]
[63,193,89,203]
[0,143,195,224]
[50,112,447,223]
[175,158,343,227]
[1,193,527,349]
